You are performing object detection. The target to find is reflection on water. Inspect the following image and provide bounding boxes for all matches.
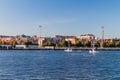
[0,50,120,79]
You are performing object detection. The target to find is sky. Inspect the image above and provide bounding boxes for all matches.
[0,0,120,38]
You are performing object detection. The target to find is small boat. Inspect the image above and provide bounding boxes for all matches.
[89,48,97,54]
[64,48,72,52]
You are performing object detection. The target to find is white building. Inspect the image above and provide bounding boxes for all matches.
[38,38,45,48]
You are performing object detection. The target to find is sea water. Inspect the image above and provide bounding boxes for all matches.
[0,50,120,80]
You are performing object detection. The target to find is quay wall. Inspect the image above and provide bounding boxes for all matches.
[1,47,120,50]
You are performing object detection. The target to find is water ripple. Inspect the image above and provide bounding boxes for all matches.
[0,50,119,79]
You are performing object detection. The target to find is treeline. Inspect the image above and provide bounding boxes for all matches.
[42,40,120,47]
[0,40,33,46]
[42,40,93,47]
[1,39,120,48]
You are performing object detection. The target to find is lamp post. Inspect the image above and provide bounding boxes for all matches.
[101,26,104,41]
[38,25,42,48]
[101,26,104,48]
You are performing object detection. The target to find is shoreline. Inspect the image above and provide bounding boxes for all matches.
[1,47,120,50]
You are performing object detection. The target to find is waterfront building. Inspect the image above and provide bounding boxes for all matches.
[38,37,45,48]
[15,45,27,49]
[65,36,77,44]
[77,34,96,46]
[0,35,15,44]
[16,34,32,41]
[31,35,39,44]
[55,35,65,39]
[78,34,95,41]
[104,38,119,46]
[27,45,39,49]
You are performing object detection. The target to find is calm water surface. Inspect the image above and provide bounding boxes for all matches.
[0,50,120,80]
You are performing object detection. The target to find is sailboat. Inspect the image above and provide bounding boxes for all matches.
[89,40,98,54]
[64,48,73,52]
[89,47,97,54]
[64,41,73,52]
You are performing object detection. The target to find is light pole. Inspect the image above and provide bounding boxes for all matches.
[101,26,104,41]
[101,26,104,48]
[38,25,42,48]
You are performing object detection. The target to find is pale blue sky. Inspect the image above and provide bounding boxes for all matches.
[0,0,120,38]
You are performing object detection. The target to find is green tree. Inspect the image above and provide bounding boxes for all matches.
[84,41,91,47]
[76,41,83,47]
[48,42,55,46]
[94,40,100,47]
[22,40,32,45]
[42,42,55,47]
[0,40,5,45]
[10,40,17,46]
[60,40,68,47]
[0,40,2,45]
[116,41,120,47]
[102,42,108,47]
[42,42,48,47]
[108,41,115,47]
